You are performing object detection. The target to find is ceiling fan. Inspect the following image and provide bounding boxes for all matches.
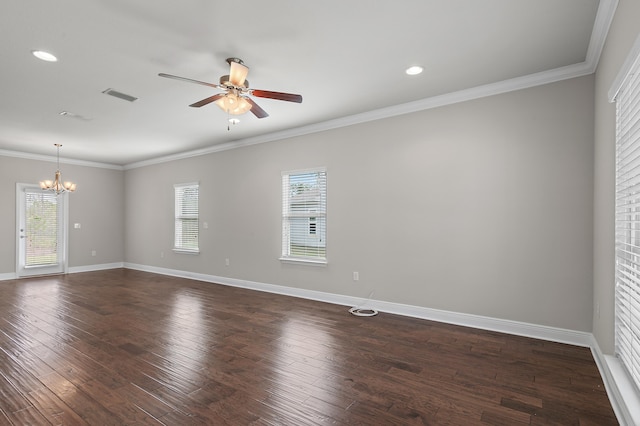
[159,58,302,119]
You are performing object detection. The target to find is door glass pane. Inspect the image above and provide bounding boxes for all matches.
[25,191,58,266]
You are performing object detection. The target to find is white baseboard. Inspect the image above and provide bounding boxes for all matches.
[0,272,17,281]
[123,262,592,347]
[370,299,593,347]
[68,262,124,274]
[0,262,125,281]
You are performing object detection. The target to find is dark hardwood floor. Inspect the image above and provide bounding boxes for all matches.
[0,269,617,425]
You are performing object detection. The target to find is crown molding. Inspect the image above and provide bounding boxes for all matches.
[0,149,123,170]
[124,61,595,170]
[586,0,619,71]
[124,1,618,170]
[124,0,619,170]
[3,1,618,172]
[609,32,640,102]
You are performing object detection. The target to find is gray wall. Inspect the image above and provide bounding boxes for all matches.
[0,156,125,273]
[125,75,595,331]
[593,0,640,354]
[0,66,597,334]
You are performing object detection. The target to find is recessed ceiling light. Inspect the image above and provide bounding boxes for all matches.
[405,65,423,76]
[32,50,58,62]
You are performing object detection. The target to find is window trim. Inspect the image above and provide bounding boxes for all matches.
[173,182,200,254]
[611,33,640,424]
[280,168,327,265]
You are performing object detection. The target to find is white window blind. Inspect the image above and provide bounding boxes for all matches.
[174,183,199,253]
[614,49,640,395]
[25,191,58,266]
[282,169,327,262]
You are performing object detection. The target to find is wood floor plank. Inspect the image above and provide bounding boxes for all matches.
[26,387,88,426]
[5,406,52,426]
[38,371,122,425]
[0,269,619,424]
[0,408,13,426]
[0,373,32,414]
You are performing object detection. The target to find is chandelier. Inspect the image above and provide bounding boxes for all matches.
[40,144,77,194]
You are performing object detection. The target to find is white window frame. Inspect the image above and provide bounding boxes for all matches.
[281,168,327,264]
[174,182,199,254]
[611,34,640,425]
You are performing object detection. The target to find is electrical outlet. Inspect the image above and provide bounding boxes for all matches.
[91,250,96,257]
[225,258,230,266]
[353,271,359,281]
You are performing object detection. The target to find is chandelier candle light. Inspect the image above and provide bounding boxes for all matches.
[40,143,77,194]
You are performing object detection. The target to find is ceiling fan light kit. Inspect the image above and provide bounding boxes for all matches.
[215,92,252,115]
[159,57,302,121]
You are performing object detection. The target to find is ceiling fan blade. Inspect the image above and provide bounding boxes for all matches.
[189,93,226,108]
[229,61,249,87]
[252,89,302,103]
[246,98,269,118]
[158,73,220,89]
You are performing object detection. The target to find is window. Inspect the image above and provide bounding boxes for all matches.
[613,43,640,395]
[281,169,326,262]
[174,183,199,253]
[25,190,59,266]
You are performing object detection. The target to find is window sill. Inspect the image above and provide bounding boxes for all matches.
[173,248,200,255]
[279,257,327,266]
[605,355,640,425]
[25,264,58,269]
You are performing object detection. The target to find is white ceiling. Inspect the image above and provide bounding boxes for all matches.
[0,0,612,168]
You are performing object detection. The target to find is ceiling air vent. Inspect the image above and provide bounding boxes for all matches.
[59,111,92,121]
[102,88,138,102]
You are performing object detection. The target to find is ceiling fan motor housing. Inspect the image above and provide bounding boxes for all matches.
[219,75,249,89]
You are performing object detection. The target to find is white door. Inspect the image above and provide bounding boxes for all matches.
[16,183,68,277]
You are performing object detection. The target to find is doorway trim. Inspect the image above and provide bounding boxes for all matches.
[15,183,69,277]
